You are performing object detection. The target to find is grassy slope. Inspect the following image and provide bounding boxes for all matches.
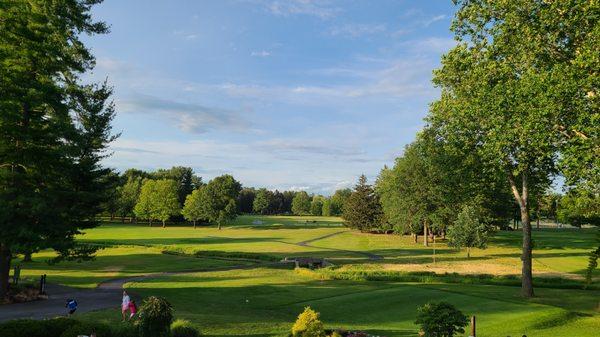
[84,267,600,337]
[17,215,599,336]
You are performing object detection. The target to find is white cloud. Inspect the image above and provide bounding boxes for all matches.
[251,50,271,57]
[422,14,447,27]
[117,94,250,134]
[265,0,340,19]
[329,23,387,38]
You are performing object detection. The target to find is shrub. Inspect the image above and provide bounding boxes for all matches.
[415,302,468,337]
[111,322,139,337]
[59,321,113,337]
[291,307,325,337]
[0,319,47,337]
[43,317,80,337]
[138,296,173,337]
[171,319,201,337]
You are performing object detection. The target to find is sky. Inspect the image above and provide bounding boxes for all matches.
[86,0,457,195]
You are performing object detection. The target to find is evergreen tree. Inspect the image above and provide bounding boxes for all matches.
[342,175,384,232]
[0,0,115,297]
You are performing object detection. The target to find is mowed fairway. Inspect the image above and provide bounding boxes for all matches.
[21,215,600,337]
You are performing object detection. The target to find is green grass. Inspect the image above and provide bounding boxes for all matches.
[82,267,600,337]
[15,215,599,336]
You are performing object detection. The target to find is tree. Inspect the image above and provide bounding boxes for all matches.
[135,180,157,226]
[291,307,325,337]
[342,175,384,232]
[237,187,256,214]
[139,296,173,337]
[447,205,493,258]
[182,189,204,228]
[0,0,115,298]
[415,302,468,337]
[558,190,600,228]
[152,166,202,207]
[427,1,599,297]
[253,188,274,215]
[292,191,312,215]
[282,190,297,214]
[321,198,333,216]
[310,196,324,216]
[330,189,351,216]
[200,175,241,229]
[151,179,181,228]
[117,176,143,221]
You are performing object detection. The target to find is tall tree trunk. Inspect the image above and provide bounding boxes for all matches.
[467,246,471,259]
[423,222,429,247]
[413,233,418,243]
[149,219,152,227]
[218,222,222,230]
[0,244,11,299]
[536,198,540,229]
[193,220,196,229]
[162,220,166,228]
[507,170,534,298]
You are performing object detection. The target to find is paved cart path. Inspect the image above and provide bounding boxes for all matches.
[0,262,280,322]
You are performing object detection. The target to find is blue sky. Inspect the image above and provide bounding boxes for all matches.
[87,0,457,194]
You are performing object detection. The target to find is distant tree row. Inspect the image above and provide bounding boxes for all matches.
[102,166,355,228]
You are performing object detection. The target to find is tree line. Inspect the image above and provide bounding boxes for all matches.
[102,166,354,228]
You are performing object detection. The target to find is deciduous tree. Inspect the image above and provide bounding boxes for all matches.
[292,191,312,215]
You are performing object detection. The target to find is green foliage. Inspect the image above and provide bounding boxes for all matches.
[321,198,333,216]
[292,191,312,215]
[182,189,205,227]
[291,307,325,337]
[558,190,600,227]
[0,0,115,296]
[415,302,468,337]
[153,166,202,207]
[586,232,600,285]
[310,196,324,216]
[134,179,181,227]
[171,319,201,337]
[447,205,494,258]
[426,0,599,297]
[342,175,384,232]
[118,176,143,219]
[237,187,256,213]
[139,296,174,337]
[330,189,352,216]
[253,188,274,215]
[0,319,47,337]
[59,321,113,337]
[198,175,242,229]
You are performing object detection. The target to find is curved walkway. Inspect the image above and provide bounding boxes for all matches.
[0,261,281,322]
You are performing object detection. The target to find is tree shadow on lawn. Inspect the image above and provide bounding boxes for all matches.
[85,236,286,247]
[490,228,597,250]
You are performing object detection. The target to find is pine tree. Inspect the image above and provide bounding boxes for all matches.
[342,175,384,232]
[0,0,115,298]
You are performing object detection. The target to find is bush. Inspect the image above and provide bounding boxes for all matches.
[291,307,325,337]
[171,319,201,337]
[138,296,173,337]
[415,302,468,337]
[59,321,113,337]
[43,317,80,337]
[111,322,140,337]
[0,319,47,337]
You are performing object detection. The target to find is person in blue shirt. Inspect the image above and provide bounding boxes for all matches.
[66,299,78,315]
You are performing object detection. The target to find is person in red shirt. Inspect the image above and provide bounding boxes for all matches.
[128,299,137,320]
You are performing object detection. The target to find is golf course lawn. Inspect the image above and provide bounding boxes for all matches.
[18,215,600,336]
